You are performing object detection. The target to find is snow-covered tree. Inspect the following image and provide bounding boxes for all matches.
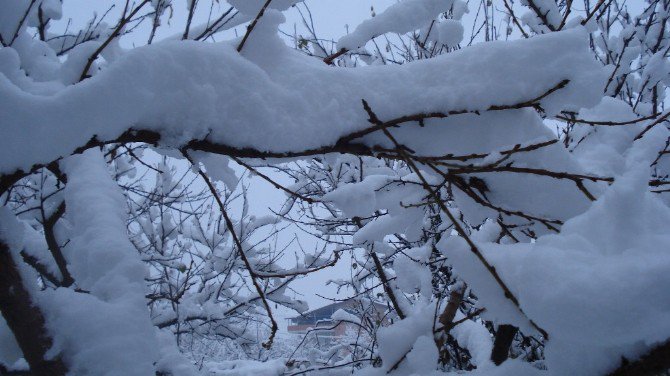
[1,0,670,375]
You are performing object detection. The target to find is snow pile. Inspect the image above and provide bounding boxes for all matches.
[449,311,494,367]
[439,166,670,375]
[35,150,195,375]
[437,20,464,47]
[322,179,379,218]
[375,304,437,374]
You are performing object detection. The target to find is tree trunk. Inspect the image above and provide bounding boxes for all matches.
[0,240,67,375]
[609,341,670,376]
[490,324,518,365]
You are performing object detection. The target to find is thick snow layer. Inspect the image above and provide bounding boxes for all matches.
[375,303,436,372]
[35,150,192,375]
[0,20,603,176]
[205,358,286,375]
[450,311,494,367]
[571,97,650,176]
[393,254,432,295]
[323,179,379,218]
[403,335,440,374]
[438,166,670,375]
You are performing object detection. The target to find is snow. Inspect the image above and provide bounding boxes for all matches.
[323,179,379,218]
[439,235,538,335]
[438,166,670,375]
[22,221,63,281]
[375,303,436,372]
[0,24,603,177]
[393,254,432,295]
[437,20,464,47]
[0,316,22,369]
[520,0,561,32]
[192,151,239,192]
[34,149,195,375]
[403,335,440,374]
[570,97,644,176]
[353,207,425,245]
[449,312,494,367]
[356,358,542,376]
[337,0,457,50]
[331,309,361,324]
[205,358,285,375]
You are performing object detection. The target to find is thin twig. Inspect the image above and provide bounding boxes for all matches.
[634,111,670,140]
[362,98,549,339]
[582,0,607,25]
[229,155,316,203]
[79,0,150,82]
[557,111,664,126]
[502,0,529,38]
[237,0,273,52]
[8,0,37,45]
[337,80,569,145]
[558,0,573,30]
[184,151,278,348]
[324,48,348,65]
[182,0,197,39]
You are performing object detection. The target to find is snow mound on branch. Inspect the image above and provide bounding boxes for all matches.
[376,304,436,373]
[0,26,604,176]
[449,311,494,367]
[331,309,361,324]
[33,150,158,375]
[323,180,378,218]
[570,97,660,176]
[37,150,196,376]
[337,0,458,50]
[437,20,464,47]
[439,166,670,375]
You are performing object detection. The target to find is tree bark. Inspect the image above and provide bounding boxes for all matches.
[0,240,67,375]
[491,324,518,365]
[609,340,670,376]
[436,285,465,365]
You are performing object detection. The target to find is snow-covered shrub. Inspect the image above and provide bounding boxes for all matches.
[1,0,670,375]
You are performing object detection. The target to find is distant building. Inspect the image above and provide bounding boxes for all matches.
[286,300,389,339]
